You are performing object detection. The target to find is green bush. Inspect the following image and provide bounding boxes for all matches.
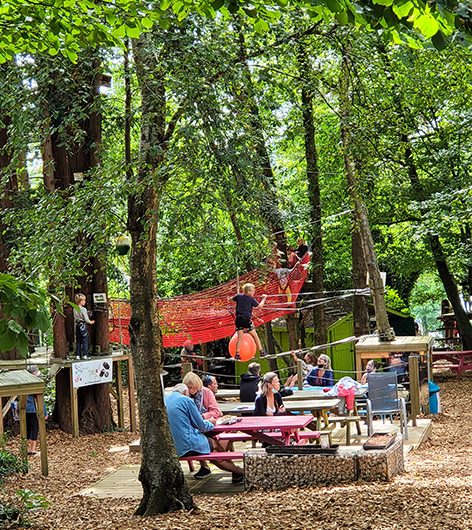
[0,450,27,483]
[0,490,49,527]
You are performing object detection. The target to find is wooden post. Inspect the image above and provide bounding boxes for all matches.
[182,362,192,376]
[19,395,27,464]
[34,393,49,477]
[409,354,420,427]
[355,351,363,382]
[127,355,137,432]
[297,359,304,389]
[201,343,208,374]
[69,370,79,437]
[115,360,125,429]
[0,401,3,440]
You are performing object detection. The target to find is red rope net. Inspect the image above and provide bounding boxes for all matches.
[109,253,310,347]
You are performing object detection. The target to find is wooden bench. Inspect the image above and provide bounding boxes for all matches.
[328,416,362,445]
[181,451,244,472]
[180,451,244,462]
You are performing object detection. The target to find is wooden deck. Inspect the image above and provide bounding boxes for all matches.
[81,418,431,499]
[79,464,245,498]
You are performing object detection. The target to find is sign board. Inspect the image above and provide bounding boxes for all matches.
[93,292,107,304]
[366,271,387,288]
[72,358,113,388]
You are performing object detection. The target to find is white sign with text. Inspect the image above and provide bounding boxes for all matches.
[72,358,113,388]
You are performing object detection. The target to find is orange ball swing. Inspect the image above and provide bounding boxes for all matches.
[228,332,256,362]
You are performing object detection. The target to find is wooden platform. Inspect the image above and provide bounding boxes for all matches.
[79,464,245,498]
[82,418,432,500]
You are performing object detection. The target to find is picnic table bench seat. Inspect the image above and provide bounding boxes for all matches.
[327,415,362,445]
[180,451,244,462]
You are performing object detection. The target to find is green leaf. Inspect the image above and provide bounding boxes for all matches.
[141,17,153,29]
[324,0,344,13]
[212,0,225,9]
[125,24,140,38]
[414,14,439,38]
[15,333,29,357]
[335,10,349,24]
[112,24,127,38]
[392,0,413,18]
[0,330,17,352]
[372,0,393,6]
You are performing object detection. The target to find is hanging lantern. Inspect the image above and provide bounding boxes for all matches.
[115,235,131,255]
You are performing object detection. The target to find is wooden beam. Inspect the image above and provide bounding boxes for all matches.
[69,372,79,437]
[127,356,137,433]
[409,354,420,427]
[115,361,124,429]
[34,393,49,477]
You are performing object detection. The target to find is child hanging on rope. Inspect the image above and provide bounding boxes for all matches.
[232,283,268,360]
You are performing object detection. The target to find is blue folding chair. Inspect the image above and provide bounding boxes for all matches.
[366,372,408,439]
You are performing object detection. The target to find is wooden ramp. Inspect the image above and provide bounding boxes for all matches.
[79,464,244,499]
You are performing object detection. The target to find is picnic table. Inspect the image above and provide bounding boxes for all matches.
[432,350,472,377]
[212,414,315,446]
[218,398,340,430]
[214,387,336,401]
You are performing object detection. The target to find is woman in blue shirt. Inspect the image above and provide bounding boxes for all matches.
[306,354,334,387]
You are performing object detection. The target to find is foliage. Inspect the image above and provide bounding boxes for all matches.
[384,286,410,315]
[0,489,49,528]
[409,272,445,332]
[0,449,27,483]
[0,0,469,66]
[0,274,49,356]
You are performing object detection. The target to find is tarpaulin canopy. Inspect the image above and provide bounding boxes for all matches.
[109,253,310,348]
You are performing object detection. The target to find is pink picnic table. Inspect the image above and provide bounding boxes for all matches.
[432,350,472,377]
[212,414,314,446]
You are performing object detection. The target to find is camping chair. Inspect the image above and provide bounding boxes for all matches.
[366,372,408,440]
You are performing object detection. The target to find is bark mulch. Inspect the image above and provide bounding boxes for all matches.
[2,373,471,530]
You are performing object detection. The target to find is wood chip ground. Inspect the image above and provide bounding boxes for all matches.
[2,372,472,529]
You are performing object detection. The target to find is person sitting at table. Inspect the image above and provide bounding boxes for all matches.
[165,384,244,483]
[306,354,334,387]
[361,359,377,385]
[285,351,316,388]
[239,362,261,402]
[254,372,286,416]
[183,372,223,479]
[202,375,219,395]
[387,352,408,383]
[183,372,222,422]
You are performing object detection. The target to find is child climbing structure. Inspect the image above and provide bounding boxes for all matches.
[109,253,311,347]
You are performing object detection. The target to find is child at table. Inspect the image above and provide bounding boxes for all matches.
[232,283,268,360]
[254,372,286,416]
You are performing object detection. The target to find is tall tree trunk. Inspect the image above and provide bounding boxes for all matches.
[39,54,112,433]
[0,115,16,275]
[352,225,370,336]
[131,31,195,515]
[297,41,327,346]
[377,42,472,349]
[0,65,21,361]
[338,43,394,340]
